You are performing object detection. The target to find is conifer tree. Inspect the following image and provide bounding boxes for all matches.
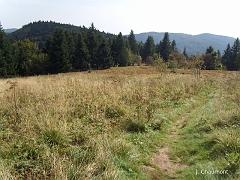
[0,23,17,77]
[128,30,138,54]
[97,37,113,69]
[47,28,72,73]
[158,32,172,61]
[222,43,231,68]
[87,23,99,69]
[64,31,75,67]
[0,24,8,77]
[112,32,129,66]
[73,32,90,71]
[230,38,240,70]
[171,40,177,51]
[142,36,155,61]
[235,51,240,70]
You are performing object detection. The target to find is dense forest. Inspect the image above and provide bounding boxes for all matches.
[0,21,240,78]
[8,21,115,49]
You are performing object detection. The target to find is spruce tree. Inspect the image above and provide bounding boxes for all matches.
[222,43,231,68]
[73,32,90,71]
[65,31,75,68]
[112,32,128,67]
[171,40,177,51]
[235,51,240,70]
[47,28,72,74]
[87,23,99,69]
[128,30,138,54]
[0,23,17,77]
[142,36,155,61]
[231,38,240,70]
[0,24,8,77]
[98,37,113,69]
[158,32,172,61]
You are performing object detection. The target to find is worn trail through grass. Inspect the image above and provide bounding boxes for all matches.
[148,88,218,179]
[147,77,240,180]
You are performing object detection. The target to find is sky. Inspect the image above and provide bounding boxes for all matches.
[0,0,239,38]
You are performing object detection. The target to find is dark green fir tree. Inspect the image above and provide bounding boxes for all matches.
[0,23,17,77]
[142,36,155,61]
[87,23,99,69]
[158,32,172,61]
[222,43,231,68]
[112,32,129,67]
[73,32,90,71]
[97,37,113,69]
[46,28,72,73]
[128,30,138,54]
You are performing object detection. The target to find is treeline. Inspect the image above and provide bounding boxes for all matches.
[9,21,115,50]
[1,22,240,78]
[138,33,240,71]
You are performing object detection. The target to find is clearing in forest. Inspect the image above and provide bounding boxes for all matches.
[0,66,239,179]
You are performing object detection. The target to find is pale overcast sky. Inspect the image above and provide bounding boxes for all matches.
[0,0,239,38]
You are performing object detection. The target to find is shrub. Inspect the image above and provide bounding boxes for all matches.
[124,118,147,133]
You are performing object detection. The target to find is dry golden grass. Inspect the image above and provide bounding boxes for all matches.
[0,66,239,179]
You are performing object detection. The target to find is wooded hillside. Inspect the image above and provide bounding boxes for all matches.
[1,21,240,78]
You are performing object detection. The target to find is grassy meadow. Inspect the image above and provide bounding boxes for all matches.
[0,66,239,179]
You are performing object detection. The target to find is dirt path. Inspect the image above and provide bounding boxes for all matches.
[144,91,217,179]
[151,146,187,173]
[141,115,189,179]
[149,116,188,179]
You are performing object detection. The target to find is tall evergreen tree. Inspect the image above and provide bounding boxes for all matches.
[112,32,129,66]
[46,28,72,73]
[142,36,155,61]
[64,31,75,67]
[235,51,240,70]
[87,23,99,69]
[0,24,8,77]
[171,40,177,51]
[0,23,17,77]
[157,32,172,61]
[231,38,240,70]
[73,32,90,71]
[222,43,232,68]
[128,30,138,54]
[97,37,113,69]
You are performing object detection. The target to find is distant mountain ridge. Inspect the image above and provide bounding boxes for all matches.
[134,32,236,55]
[4,28,18,34]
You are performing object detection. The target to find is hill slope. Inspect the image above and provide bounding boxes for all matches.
[8,21,83,49]
[8,21,115,49]
[135,32,236,55]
